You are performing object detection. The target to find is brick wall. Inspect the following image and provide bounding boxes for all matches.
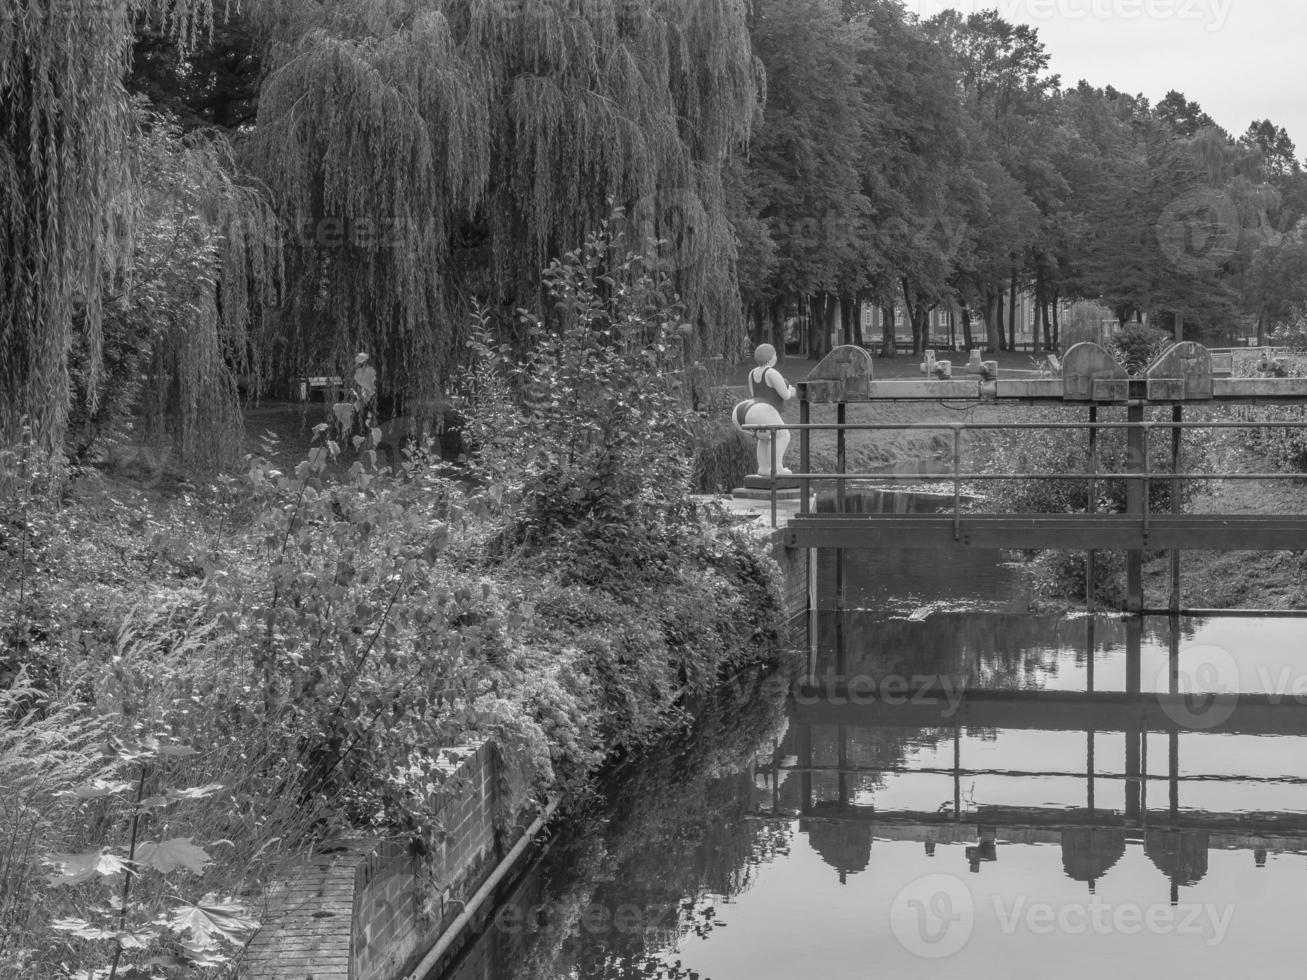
[242,740,536,980]
[424,742,514,936]
[352,840,420,980]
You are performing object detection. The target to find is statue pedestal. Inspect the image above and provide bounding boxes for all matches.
[743,474,801,490]
[732,474,803,500]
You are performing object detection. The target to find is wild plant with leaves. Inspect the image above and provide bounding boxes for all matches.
[0,674,265,979]
[464,218,702,580]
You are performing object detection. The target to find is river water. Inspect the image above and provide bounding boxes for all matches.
[440,514,1307,980]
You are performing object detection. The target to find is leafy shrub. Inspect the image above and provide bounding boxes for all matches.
[688,415,754,493]
[2,218,788,978]
[1028,549,1127,608]
[463,217,702,582]
[1269,305,1307,351]
[1106,324,1172,374]
[1237,351,1307,471]
[972,405,1211,606]
[974,405,1209,517]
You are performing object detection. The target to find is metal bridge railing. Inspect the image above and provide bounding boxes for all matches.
[741,418,1307,531]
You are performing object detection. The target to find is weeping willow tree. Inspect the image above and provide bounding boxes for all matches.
[95,114,282,470]
[1,0,279,469]
[249,0,760,403]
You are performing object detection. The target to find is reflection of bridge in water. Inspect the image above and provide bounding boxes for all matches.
[757,710,1305,901]
[762,594,1307,902]
[763,603,1307,909]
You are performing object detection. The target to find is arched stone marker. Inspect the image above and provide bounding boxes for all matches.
[1062,342,1129,402]
[802,345,874,403]
[1145,342,1213,400]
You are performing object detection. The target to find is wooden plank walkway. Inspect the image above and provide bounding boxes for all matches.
[240,851,360,980]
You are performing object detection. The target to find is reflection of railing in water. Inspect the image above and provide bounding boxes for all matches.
[758,717,1306,894]
[780,602,1307,897]
[802,596,1307,735]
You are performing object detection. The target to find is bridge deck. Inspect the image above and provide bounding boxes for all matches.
[790,687,1307,736]
[784,513,1307,550]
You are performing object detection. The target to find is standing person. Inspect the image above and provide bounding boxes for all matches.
[352,351,378,430]
[731,343,795,476]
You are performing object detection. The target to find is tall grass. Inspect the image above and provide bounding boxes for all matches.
[689,416,754,493]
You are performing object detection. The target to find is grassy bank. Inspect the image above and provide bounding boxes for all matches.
[1141,455,1307,609]
[0,439,789,977]
[0,233,792,978]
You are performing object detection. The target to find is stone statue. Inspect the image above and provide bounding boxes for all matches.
[732,344,795,476]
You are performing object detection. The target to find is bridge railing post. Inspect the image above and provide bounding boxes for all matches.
[952,425,962,541]
[1087,406,1097,613]
[1142,421,1151,536]
[1171,406,1183,612]
[769,426,778,528]
[800,391,810,517]
[1126,403,1146,613]
[836,403,847,513]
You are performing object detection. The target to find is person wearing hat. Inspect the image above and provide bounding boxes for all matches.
[731,343,795,476]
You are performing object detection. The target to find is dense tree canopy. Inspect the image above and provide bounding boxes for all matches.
[5,0,1307,462]
[1,0,277,462]
[246,0,761,400]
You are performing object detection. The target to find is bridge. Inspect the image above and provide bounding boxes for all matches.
[744,341,1307,613]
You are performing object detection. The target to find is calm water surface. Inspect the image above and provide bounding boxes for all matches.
[442,523,1307,980]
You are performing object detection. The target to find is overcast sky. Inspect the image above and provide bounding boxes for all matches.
[916,0,1307,158]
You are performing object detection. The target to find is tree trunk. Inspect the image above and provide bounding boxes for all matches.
[987,289,1002,353]
[880,303,896,358]
[1008,264,1018,352]
[1031,275,1043,356]
[996,289,1008,351]
[771,296,786,356]
[1051,288,1060,349]
[824,291,840,358]
[809,293,833,360]
[852,295,865,347]
[901,279,922,355]
[839,292,855,347]
[806,294,821,358]
[961,307,975,351]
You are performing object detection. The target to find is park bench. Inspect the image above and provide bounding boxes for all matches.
[296,375,344,401]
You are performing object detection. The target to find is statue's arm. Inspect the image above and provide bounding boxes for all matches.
[767,367,795,401]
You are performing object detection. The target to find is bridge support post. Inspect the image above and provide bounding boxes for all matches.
[836,402,846,512]
[1087,406,1098,612]
[1126,402,1146,612]
[1168,615,1182,817]
[1124,612,1143,822]
[1171,405,1183,611]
